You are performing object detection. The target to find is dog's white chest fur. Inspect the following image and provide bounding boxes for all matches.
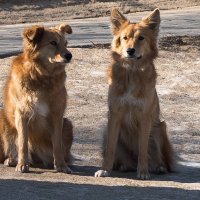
[119,85,144,107]
[14,94,49,120]
[26,95,49,118]
[35,101,49,117]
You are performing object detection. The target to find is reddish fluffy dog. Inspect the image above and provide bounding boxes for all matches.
[0,23,73,173]
[95,9,174,179]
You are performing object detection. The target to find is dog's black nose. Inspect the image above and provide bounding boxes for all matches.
[127,48,135,56]
[64,53,72,61]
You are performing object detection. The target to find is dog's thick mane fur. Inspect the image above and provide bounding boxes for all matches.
[8,54,66,92]
[0,23,73,173]
[95,8,174,179]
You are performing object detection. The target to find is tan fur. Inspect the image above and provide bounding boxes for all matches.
[95,8,174,179]
[0,23,73,173]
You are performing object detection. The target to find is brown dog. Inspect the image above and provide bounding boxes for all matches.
[0,23,73,173]
[95,9,174,179]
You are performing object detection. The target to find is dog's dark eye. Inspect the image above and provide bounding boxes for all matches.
[123,36,128,40]
[138,36,144,41]
[50,41,57,46]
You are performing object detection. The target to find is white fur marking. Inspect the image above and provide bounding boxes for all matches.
[35,101,49,117]
[94,170,110,177]
[119,86,144,107]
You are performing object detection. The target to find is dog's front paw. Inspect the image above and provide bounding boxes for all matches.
[4,158,17,167]
[119,164,129,172]
[94,170,110,177]
[55,164,73,174]
[137,169,150,180]
[155,166,167,174]
[15,163,29,173]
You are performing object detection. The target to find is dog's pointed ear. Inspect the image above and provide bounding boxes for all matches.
[57,23,72,34]
[23,25,44,43]
[111,8,128,35]
[142,8,160,30]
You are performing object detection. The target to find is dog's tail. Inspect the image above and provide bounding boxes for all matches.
[0,108,5,163]
[161,121,176,172]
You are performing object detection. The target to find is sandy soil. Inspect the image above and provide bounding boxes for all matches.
[0,36,200,199]
[0,0,200,25]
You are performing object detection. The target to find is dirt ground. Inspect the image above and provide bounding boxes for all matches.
[0,0,200,25]
[0,36,200,199]
[0,1,200,199]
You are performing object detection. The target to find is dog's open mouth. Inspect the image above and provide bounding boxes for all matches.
[126,55,142,60]
[136,55,142,59]
[49,58,71,64]
[63,59,71,63]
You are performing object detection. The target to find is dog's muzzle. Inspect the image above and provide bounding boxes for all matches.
[64,52,72,62]
[126,48,142,59]
[127,48,135,56]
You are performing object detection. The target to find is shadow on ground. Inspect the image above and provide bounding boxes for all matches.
[0,178,199,200]
[71,162,200,183]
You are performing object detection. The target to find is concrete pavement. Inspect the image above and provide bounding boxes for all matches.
[0,6,199,58]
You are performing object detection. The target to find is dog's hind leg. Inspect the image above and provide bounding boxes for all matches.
[0,138,3,163]
[148,133,166,174]
[0,109,18,166]
[3,134,18,167]
[160,121,175,172]
[62,118,73,164]
[149,121,174,173]
[0,109,5,163]
[2,127,18,167]
[2,131,18,167]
